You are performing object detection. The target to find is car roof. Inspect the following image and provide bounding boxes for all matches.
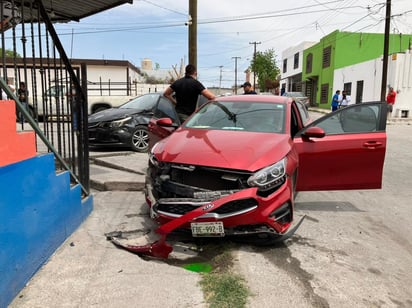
[284,92,305,96]
[216,94,292,104]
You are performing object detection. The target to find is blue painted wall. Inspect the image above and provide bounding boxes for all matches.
[0,153,93,308]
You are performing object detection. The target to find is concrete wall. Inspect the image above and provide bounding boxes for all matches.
[0,100,93,307]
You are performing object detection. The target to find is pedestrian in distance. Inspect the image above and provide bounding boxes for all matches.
[17,81,29,123]
[163,64,215,123]
[1,88,6,100]
[339,90,351,108]
[240,81,257,95]
[386,86,396,118]
[331,90,340,112]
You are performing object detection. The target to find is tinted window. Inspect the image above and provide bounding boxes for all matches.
[120,93,159,111]
[309,104,381,135]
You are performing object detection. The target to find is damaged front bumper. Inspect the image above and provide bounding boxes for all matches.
[109,186,305,259]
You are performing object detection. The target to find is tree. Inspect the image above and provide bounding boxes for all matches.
[250,49,280,92]
[0,48,21,58]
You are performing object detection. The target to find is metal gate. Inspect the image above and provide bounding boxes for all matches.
[1,0,90,195]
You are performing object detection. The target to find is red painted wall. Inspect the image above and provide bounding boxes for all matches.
[0,100,36,166]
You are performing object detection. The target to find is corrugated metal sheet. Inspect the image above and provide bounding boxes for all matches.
[11,0,133,22]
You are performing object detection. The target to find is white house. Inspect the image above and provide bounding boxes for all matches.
[334,49,412,117]
[280,41,317,93]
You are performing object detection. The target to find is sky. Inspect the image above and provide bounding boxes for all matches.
[52,0,412,88]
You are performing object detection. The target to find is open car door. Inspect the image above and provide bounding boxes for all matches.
[294,102,387,191]
[148,96,181,151]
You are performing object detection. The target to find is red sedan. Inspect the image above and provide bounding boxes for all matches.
[145,95,387,245]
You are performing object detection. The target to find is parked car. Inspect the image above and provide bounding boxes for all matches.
[145,95,387,245]
[282,91,310,108]
[88,93,179,152]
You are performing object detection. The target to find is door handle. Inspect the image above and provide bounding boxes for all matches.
[363,141,383,149]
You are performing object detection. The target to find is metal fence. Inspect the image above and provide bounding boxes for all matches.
[1,0,90,195]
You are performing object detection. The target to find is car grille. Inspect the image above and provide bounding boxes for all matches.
[156,198,257,216]
[168,164,252,191]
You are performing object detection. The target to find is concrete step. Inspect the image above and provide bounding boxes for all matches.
[90,164,146,191]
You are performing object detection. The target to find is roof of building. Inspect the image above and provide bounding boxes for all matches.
[11,0,132,23]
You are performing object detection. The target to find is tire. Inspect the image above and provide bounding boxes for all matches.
[130,125,149,152]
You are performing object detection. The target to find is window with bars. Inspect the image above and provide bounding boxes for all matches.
[322,46,331,68]
[343,82,352,95]
[306,53,313,74]
[320,83,329,104]
[294,53,299,69]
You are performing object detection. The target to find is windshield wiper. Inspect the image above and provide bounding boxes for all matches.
[215,102,237,123]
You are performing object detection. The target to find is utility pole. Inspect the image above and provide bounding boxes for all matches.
[249,41,261,90]
[219,65,223,92]
[380,0,391,101]
[188,0,197,68]
[232,57,241,94]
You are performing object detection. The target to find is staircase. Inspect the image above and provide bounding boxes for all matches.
[0,100,93,308]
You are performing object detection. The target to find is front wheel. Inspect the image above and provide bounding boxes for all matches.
[130,125,149,152]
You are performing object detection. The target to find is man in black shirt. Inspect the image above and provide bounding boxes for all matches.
[164,64,215,122]
[240,81,257,95]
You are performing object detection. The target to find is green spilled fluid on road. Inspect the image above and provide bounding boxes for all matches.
[183,262,212,273]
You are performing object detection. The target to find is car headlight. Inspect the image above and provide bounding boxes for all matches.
[149,147,158,167]
[99,116,132,128]
[247,158,287,190]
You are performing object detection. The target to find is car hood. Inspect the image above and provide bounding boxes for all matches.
[153,128,292,171]
[88,108,145,123]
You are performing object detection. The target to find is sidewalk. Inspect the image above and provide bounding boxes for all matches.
[9,151,207,308]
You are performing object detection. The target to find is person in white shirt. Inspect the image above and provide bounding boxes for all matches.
[339,90,351,108]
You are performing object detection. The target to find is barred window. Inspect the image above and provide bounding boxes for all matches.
[320,83,329,104]
[306,53,313,74]
[322,46,331,68]
[294,53,299,69]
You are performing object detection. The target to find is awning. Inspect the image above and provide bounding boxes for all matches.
[6,0,133,23]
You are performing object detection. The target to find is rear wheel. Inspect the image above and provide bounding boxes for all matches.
[130,125,149,152]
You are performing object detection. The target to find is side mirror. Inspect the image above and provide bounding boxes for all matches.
[156,117,178,127]
[301,126,325,139]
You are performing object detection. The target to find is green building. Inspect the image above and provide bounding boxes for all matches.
[302,30,412,108]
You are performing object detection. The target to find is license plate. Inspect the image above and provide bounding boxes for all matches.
[191,222,225,237]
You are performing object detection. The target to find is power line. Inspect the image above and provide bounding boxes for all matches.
[140,0,188,16]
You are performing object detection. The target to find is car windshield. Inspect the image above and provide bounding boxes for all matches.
[185,100,285,133]
[119,94,159,111]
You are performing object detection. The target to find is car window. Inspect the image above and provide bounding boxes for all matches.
[119,93,159,111]
[296,101,309,124]
[185,101,285,133]
[154,96,180,124]
[306,104,382,135]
